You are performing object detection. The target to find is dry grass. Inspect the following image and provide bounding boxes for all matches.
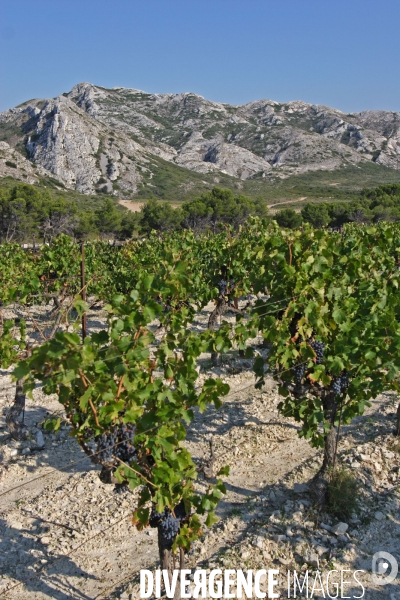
[326,466,360,520]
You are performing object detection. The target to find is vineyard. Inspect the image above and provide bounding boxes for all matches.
[0,220,400,598]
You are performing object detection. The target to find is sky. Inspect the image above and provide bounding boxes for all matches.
[1,0,399,113]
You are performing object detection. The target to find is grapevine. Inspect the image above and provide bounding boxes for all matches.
[14,257,231,586]
[249,222,400,504]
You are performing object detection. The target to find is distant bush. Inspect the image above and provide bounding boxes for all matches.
[94,198,123,239]
[0,182,79,243]
[139,198,182,235]
[301,203,330,228]
[275,208,302,229]
[5,161,17,168]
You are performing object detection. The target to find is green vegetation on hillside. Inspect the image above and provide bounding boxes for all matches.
[0,180,137,242]
[0,175,106,212]
[257,162,400,206]
[134,156,400,205]
[137,183,400,234]
[134,154,239,202]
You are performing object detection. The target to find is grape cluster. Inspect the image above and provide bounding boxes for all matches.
[96,431,116,463]
[330,371,350,396]
[310,340,325,364]
[156,296,172,313]
[96,423,136,464]
[292,363,306,384]
[115,423,136,462]
[340,371,349,389]
[149,501,187,550]
[217,279,227,296]
[149,505,164,528]
[173,500,187,522]
[159,510,181,550]
[114,482,129,495]
[331,377,342,395]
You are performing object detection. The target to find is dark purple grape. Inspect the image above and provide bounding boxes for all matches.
[149,505,163,528]
[217,279,227,296]
[96,432,115,462]
[340,371,349,390]
[174,499,187,522]
[310,340,325,364]
[95,422,136,465]
[331,377,342,395]
[158,509,180,550]
[114,423,136,463]
[114,483,128,495]
[292,363,306,384]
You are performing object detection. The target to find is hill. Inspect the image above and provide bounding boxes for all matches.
[1,83,400,204]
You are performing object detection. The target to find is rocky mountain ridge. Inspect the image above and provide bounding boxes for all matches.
[0,82,399,198]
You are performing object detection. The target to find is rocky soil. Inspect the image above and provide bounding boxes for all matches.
[0,302,399,599]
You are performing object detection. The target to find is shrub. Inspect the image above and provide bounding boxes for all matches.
[301,203,330,228]
[139,198,183,234]
[275,208,302,229]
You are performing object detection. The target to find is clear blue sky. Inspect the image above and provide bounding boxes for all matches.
[1,0,399,113]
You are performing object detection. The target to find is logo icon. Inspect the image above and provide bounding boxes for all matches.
[371,551,398,585]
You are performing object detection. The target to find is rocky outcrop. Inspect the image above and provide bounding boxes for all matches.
[0,141,55,185]
[25,96,102,192]
[0,82,399,196]
[23,95,143,195]
[202,140,272,179]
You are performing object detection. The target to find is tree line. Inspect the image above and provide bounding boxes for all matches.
[138,188,268,234]
[139,184,400,233]
[0,184,136,243]
[275,183,400,229]
[2,181,400,243]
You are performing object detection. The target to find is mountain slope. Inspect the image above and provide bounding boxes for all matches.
[0,82,399,200]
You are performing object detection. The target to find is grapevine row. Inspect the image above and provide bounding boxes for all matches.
[1,219,400,597]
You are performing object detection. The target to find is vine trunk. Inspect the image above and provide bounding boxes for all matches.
[313,391,338,507]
